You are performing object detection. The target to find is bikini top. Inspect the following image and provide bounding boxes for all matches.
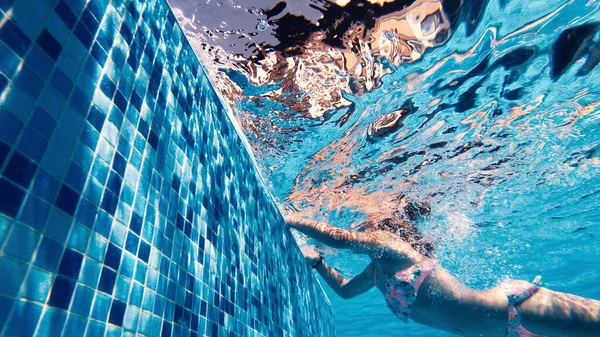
[374,258,437,322]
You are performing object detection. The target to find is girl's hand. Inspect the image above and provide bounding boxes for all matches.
[301,245,322,267]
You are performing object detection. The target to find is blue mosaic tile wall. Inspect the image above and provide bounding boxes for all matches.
[0,0,336,336]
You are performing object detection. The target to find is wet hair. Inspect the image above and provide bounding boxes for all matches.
[359,217,435,258]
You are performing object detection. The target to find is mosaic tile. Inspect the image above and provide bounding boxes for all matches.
[0,0,336,335]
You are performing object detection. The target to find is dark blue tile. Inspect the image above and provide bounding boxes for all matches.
[80,7,100,33]
[35,236,64,271]
[100,190,118,215]
[50,68,74,98]
[65,162,87,192]
[100,75,116,99]
[76,198,97,229]
[119,22,133,44]
[114,90,127,113]
[98,267,116,294]
[130,90,142,111]
[48,275,76,310]
[90,42,107,66]
[148,131,159,150]
[161,321,172,337]
[0,110,23,144]
[70,87,91,114]
[19,195,51,231]
[17,127,48,162]
[37,29,62,61]
[138,240,150,263]
[55,184,79,216]
[0,19,31,57]
[58,248,83,279]
[106,171,122,195]
[55,0,78,29]
[87,105,106,132]
[0,73,8,96]
[3,151,37,188]
[129,211,142,235]
[74,21,93,49]
[80,123,99,149]
[104,243,121,270]
[30,107,57,140]
[137,118,149,138]
[124,232,138,254]
[33,169,60,203]
[0,141,9,168]
[108,299,126,327]
[112,152,126,176]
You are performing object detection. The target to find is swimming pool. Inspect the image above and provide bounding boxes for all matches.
[173,0,600,335]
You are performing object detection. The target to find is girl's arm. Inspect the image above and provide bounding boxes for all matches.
[316,261,375,299]
[285,216,388,254]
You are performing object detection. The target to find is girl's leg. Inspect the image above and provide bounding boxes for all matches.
[517,287,600,337]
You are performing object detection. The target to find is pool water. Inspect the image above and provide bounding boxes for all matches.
[172,0,600,335]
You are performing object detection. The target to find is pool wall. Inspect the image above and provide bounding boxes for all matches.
[0,0,335,336]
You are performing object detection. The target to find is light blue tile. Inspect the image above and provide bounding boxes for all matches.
[87,232,108,262]
[40,145,69,179]
[21,0,55,20]
[114,274,130,302]
[44,208,72,242]
[64,314,87,337]
[71,284,95,317]
[20,267,52,302]
[10,4,43,39]
[67,222,91,252]
[0,42,22,78]
[3,299,43,336]
[1,87,35,122]
[90,292,111,321]
[80,257,101,288]
[0,214,12,248]
[36,307,67,336]
[109,221,127,247]
[4,223,40,263]
[45,12,70,44]
[39,86,66,119]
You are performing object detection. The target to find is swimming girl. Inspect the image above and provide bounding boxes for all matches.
[285,211,600,336]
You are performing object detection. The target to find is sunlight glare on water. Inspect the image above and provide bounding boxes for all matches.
[169,0,600,335]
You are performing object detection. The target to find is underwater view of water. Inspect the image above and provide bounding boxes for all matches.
[170,0,600,335]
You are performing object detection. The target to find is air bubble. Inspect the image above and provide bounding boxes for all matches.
[220,21,227,28]
[256,20,269,32]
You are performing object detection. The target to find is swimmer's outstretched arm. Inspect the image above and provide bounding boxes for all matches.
[285,215,385,254]
[315,261,375,299]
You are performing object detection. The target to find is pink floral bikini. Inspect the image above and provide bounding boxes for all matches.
[374,258,437,323]
[374,259,545,337]
[500,276,545,337]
